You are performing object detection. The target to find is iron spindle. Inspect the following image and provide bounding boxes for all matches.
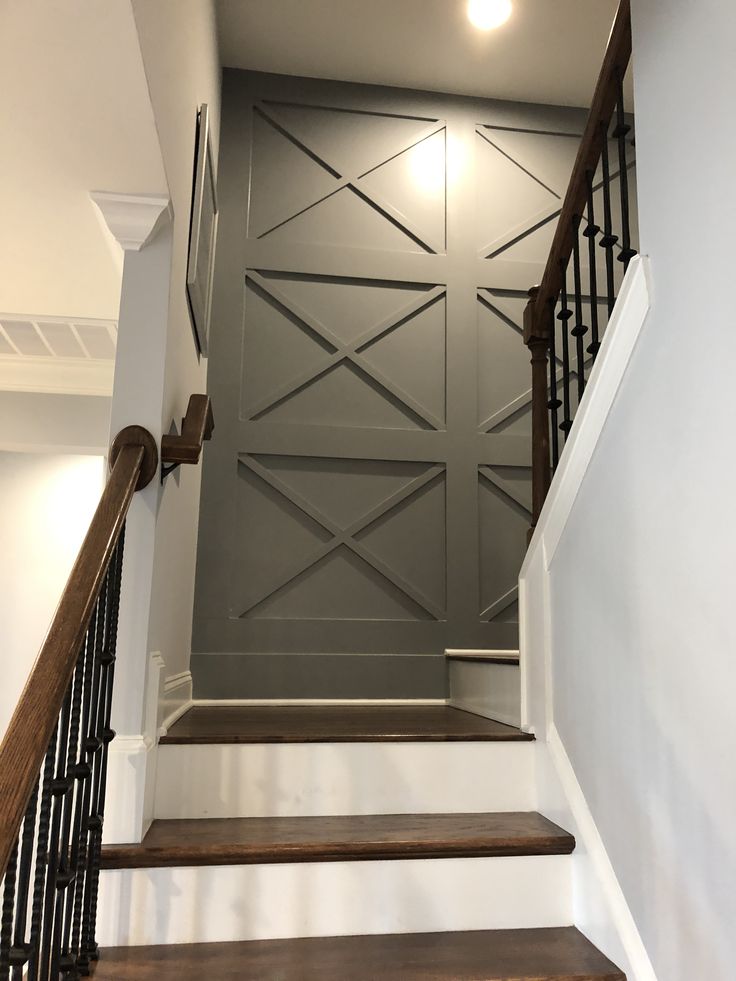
[26,729,58,981]
[547,305,560,469]
[570,215,587,401]
[10,780,39,978]
[0,843,18,980]
[615,74,635,271]
[557,266,573,441]
[40,684,74,981]
[599,130,618,316]
[584,171,601,359]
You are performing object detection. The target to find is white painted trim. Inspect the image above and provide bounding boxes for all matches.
[103,735,153,844]
[189,698,449,707]
[0,355,114,396]
[521,255,652,575]
[158,670,193,736]
[517,255,657,979]
[90,191,172,251]
[544,728,658,981]
[445,648,519,662]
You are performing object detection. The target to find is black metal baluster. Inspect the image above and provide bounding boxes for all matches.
[26,727,58,981]
[0,843,18,980]
[557,266,573,442]
[56,650,87,979]
[10,781,39,979]
[77,574,109,977]
[570,214,587,401]
[615,73,635,271]
[599,128,618,317]
[584,170,601,361]
[547,296,561,469]
[69,612,100,975]
[83,534,126,970]
[39,684,73,981]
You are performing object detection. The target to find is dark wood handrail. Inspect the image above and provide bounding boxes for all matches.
[532,0,631,325]
[161,394,214,469]
[0,427,157,878]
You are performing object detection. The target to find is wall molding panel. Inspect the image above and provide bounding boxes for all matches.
[193,70,595,698]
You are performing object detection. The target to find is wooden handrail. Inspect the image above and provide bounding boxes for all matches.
[0,426,157,878]
[532,0,631,324]
[161,394,214,473]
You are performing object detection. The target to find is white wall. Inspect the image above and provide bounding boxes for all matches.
[0,392,110,454]
[0,0,166,320]
[0,453,104,739]
[129,0,221,709]
[523,2,736,979]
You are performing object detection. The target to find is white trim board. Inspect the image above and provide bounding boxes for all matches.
[518,255,656,980]
[522,255,652,574]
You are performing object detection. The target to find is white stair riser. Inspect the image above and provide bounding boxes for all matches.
[98,855,572,946]
[449,661,521,728]
[154,742,536,819]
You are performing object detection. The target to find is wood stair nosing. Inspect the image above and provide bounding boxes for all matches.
[93,927,625,980]
[101,811,575,870]
[159,704,535,744]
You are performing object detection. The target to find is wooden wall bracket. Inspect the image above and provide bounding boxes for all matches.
[161,394,214,481]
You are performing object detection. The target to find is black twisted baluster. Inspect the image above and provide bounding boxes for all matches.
[77,573,109,977]
[39,683,73,981]
[584,170,601,360]
[599,128,618,317]
[615,73,635,271]
[570,214,587,401]
[56,649,87,980]
[26,727,58,981]
[83,532,126,969]
[557,265,573,442]
[548,295,561,470]
[1,843,19,980]
[67,613,99,976]
[10,780,39,979]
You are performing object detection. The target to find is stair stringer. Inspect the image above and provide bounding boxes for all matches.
[519,255,656,981]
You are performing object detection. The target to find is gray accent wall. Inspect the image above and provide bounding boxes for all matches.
[192,69,610,698]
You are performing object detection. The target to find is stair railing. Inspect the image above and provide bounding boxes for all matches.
[0,425,158,979]
[524,0,635,536]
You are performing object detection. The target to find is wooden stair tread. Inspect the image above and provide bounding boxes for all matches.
[102,811,574,869]
[160,705,534,744]
[446,651,520,664]
[94,928,625,979]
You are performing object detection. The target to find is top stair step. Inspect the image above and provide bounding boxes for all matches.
[161,705,534,744]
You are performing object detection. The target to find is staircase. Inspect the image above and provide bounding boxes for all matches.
[93,704,624,979]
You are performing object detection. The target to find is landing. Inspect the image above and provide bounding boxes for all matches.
[160,705,534,744]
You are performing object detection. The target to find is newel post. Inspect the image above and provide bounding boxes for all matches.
[523,286,553,542]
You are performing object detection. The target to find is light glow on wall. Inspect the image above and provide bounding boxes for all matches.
[467,0,513,30]
[409,133,446,194]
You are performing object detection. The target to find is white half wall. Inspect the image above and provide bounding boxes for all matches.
[0,452,104,739]
[520,1,736,974]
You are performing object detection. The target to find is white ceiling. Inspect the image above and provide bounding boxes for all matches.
[217,0,627,109]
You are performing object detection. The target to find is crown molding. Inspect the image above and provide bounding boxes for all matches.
[90,191,172,251]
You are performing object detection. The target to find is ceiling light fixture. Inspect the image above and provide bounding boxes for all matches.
[467,0,513,30]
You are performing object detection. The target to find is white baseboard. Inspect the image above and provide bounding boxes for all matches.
[158,670,193,735]
[103,735,154,845]
[98,854,571,946]
[447,651,521,728]
[537,730,657,981]
[189,698,448,707]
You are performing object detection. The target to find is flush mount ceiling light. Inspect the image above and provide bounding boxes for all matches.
[467,0,513,30]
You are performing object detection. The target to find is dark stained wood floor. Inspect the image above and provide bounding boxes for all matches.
[160,705,535,744]
[94,928,625,980]
[101,811,574,869]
